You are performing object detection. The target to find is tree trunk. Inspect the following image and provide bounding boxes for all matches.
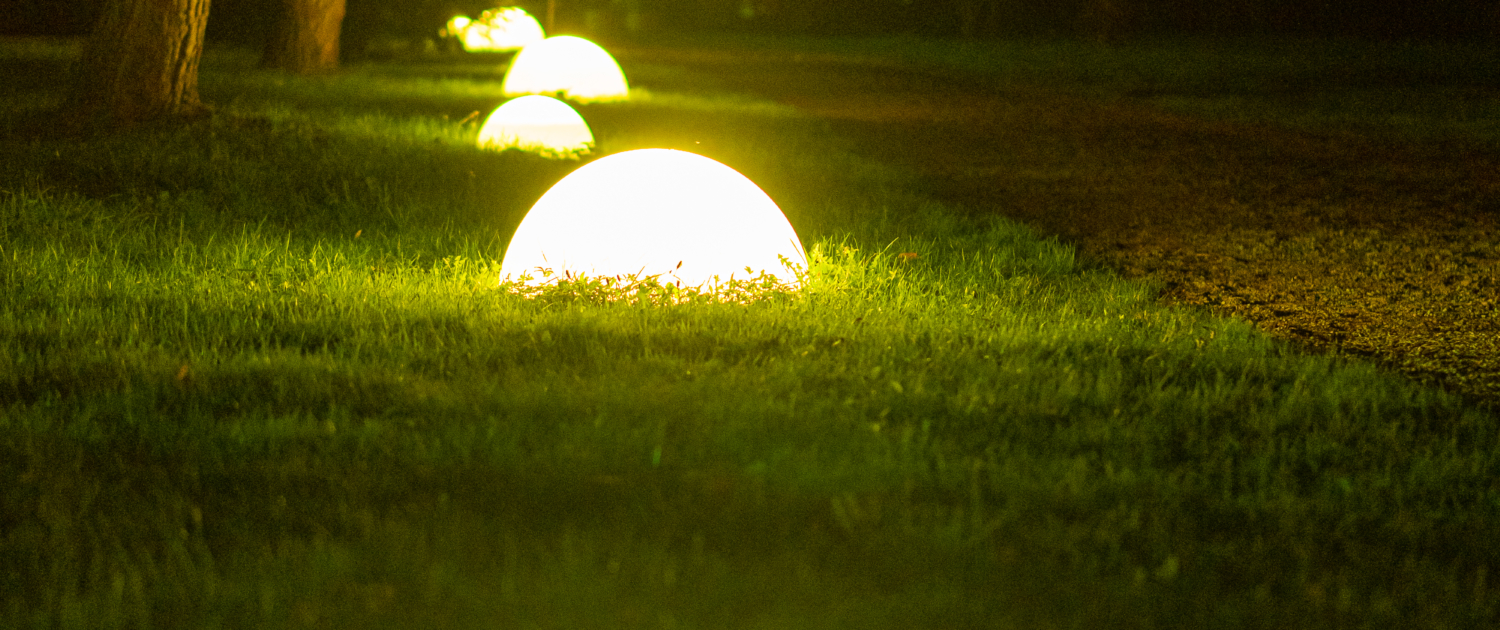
[66,0,212,127]
[262,0,346,74]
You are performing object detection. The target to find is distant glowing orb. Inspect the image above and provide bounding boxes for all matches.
[477,95,593,159]
[501,36,629,103]
[500,149,806,289]
[443,15,472,36]
[445,8,544,52]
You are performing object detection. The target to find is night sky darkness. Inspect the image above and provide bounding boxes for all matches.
[4,0,1498,42]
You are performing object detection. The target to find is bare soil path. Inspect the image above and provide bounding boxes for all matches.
[618,45,1500,409]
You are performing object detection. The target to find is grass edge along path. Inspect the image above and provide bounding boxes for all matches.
[611,33,1500,412]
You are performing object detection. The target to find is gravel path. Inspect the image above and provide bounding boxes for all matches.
[619,46,1500,409]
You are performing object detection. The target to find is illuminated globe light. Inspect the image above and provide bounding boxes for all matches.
[501,36,629,103]
[462,26,495,52]
[441,15,472,38]
[446,8,544,52]
[477,95,593,159]
[500,149,807,289]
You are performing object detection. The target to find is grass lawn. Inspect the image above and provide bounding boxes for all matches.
[2,35,1498,629]
[627,33,1500,410]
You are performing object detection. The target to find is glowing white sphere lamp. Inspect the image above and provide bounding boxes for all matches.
[476,95,594,159]
[447,8,545,52]
[500,36,629,103]
[461,24,495,51]
[500,149,806,289]
[480,8,546,51]
[442,15,472,38]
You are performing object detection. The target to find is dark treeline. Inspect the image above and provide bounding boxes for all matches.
[689,0,1500,40]
[4,0,1498,49]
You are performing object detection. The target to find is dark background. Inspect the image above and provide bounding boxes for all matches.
[2,0,1498,53]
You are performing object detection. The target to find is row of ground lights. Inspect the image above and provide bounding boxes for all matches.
[453,9,808,292]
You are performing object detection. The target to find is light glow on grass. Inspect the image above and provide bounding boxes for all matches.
[445,8,545,52]
[8,37,1500,630]
[476,95,593,159]
[499,148,806,290]
[500,36,629,103]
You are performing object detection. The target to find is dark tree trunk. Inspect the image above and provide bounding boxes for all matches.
[262,0,346,74]
[66,0,212,127]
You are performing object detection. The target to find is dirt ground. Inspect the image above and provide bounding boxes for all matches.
[618,46,1500,410]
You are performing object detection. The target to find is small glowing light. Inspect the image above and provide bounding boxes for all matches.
[501,36,629,103]
[477,95,593,158]
[500,149,806,289]
[443,15,472,37]
[446,8,544,52]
